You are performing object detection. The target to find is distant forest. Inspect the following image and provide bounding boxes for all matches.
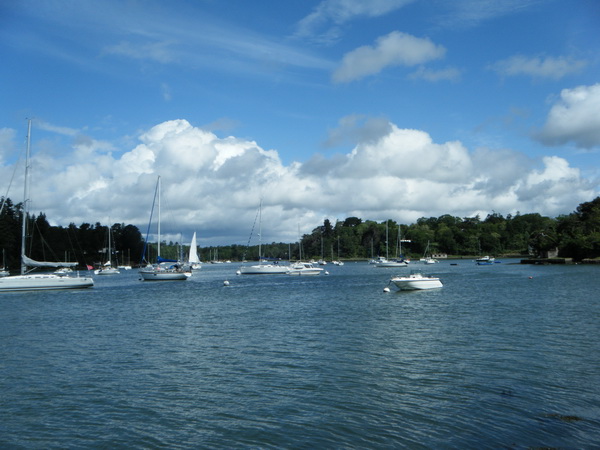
[1,196,599,269]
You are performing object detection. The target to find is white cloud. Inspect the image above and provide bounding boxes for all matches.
[489,54,588,80]
[103,40,177,64]
[536,83,600,149]
[2,119,597,245]
[409,66,461,82]
[332,31,446,83]
[295,0,415,43]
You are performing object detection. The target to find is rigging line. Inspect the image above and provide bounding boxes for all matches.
[241,203,261,263]
[0,143,25,215]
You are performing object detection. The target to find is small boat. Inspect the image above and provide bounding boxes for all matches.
[239,200,289,275]
[95,225,120,275]
[390,271,443,290]
[187,232,202,270]
[139,176,189,281]
[476,256,495,263]
[287,261,324,276]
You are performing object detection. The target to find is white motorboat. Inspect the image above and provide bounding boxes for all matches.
[0,120,94,292]
[390,271,443,290]
[139,176,189,281]
[287,262,324,276]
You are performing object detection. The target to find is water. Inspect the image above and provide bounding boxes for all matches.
[1,261,599,448]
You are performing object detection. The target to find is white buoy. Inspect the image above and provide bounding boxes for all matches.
[383,287,391,293]
[236,270,241,276]
[224,280,230,286]
[325,271,329,275]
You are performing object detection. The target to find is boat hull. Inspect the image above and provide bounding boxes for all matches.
[239,264,289,275]
[95,268,121,275]
[139,270,188,281]
[0,274,94,292]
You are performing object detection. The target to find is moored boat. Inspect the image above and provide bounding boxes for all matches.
[390,271,443,290]
[0,120,94,292]
[287,261,324,276]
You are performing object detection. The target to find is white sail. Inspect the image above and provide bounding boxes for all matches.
[189,232,200,264]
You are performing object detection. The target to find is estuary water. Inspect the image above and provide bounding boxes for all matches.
[1,261,599,448]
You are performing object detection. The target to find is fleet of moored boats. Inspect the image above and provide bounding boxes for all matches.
[0,121,500,293]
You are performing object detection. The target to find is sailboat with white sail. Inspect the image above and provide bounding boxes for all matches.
[0,120,94,292]
[139,176,190,281]
[187,232,202,270]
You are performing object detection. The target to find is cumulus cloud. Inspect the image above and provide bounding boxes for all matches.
[332,31,446,83]
[2,119,597,245]
[489,54,588,80]
[536,83,600,149]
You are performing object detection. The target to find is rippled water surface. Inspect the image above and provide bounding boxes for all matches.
[1,261,599,448]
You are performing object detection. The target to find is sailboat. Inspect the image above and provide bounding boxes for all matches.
[238,200,289,275]
[139,176,190,281]
[187,232,202,270]
[420,241,438,264]
[0,249,9,277]
[0,120,94,292]
[95,224,120,275]
[374,221,409,268]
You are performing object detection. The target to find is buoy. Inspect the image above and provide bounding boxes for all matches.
[236,270,241,276]
[325,271,329,275]
[528,276,533,279]
[383,287,390,293]
[224,280,230,286]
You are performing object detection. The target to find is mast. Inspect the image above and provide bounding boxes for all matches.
[258,199,262,262]
[20,119,32,275]
[157,175,161,259]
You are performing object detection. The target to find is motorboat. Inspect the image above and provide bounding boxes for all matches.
[390,271,443,290]
[287,262,324,276]
[476,256,495,265]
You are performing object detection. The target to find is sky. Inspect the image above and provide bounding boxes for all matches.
[1,0,599,247]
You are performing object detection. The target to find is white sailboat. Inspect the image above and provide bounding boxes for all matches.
[375,221,409,268]
[187,232,202,270]
[0,120,94,292]
[139,176,190,281]
[95,224,120,275]
[238,200,289,275]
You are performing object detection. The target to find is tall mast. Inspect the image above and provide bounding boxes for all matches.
[20,119,32,275]
[258,199,262,261]
[157,175,161,258]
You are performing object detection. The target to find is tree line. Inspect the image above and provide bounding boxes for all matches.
[1,196,599,269]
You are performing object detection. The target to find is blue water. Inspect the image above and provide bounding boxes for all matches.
[1,261,599,448]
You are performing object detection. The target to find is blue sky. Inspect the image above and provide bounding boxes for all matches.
[1,0,599,246]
